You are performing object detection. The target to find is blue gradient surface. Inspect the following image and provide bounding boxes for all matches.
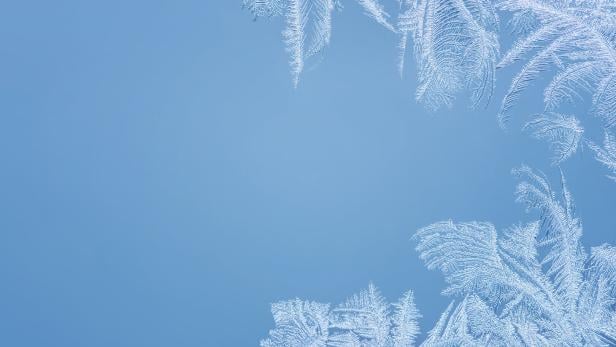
[1,1,615,346]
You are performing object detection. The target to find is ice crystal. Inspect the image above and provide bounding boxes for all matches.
[261,283,421,346]
[415,166,616,346]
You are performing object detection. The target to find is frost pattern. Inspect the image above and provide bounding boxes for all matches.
[244,0,616,180]
[588,131,616,181]
[415,166,616,346]
[495,0,616,179]
[400,0,499,109]
[497,0,616,127]
[245,0,394,86]
[261,283,421,346]
[261,300,330,347]
[283,0,336,86]
[523,112,583,165]
[260,167,616,345]
[244,0,286,17]
[357,0,396,32]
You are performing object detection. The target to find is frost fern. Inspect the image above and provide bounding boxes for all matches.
[415,166,616,346]
[261,283,421,346]
[244,0,616,180]
[495,0,616,178]
[399,0,499,109]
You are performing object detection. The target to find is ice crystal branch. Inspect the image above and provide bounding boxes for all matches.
[497,0,616,127]
[523,113,583,165]
[244,0,286,17]
[245,0,394,86]
[403,0,499,109]
[357,0,396,32]
[261,283,421,346]
[244,0,616,180]
[260,168,615,346]
[588,132,616,181]
[495,0,616,178]
[415,166,616,346]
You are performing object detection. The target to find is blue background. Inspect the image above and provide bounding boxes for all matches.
[1,1,615,346]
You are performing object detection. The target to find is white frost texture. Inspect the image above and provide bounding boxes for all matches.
[246,1,616,344]
[415,166,616,346]
[261,168,616,346]
[244,0,616,181]
[261,283,421,347]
